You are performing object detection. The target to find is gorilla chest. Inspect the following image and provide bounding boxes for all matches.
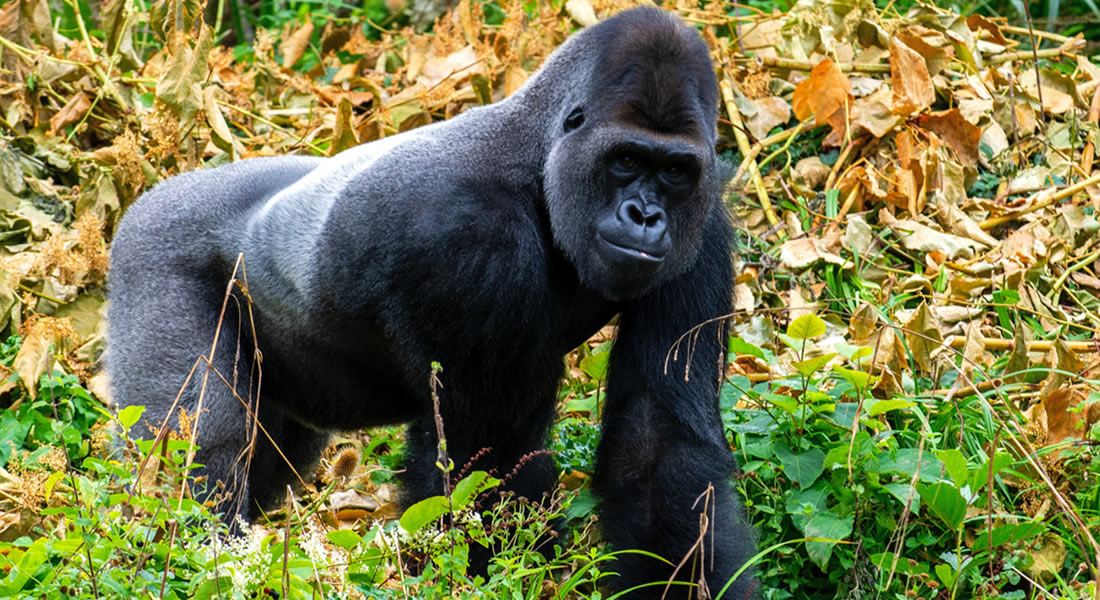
[251,259,613,428]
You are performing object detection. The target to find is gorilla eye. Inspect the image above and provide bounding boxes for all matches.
[563,107,585,133]
[660,161,695,186]
[619,154,639,169]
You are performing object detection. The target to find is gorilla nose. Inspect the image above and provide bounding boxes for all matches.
[618,197,667,241]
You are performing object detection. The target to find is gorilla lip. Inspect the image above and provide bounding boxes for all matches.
[597,234,665,263]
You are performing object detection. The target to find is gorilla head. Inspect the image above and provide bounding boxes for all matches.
[543,9,722,301]
[107,7,757,599]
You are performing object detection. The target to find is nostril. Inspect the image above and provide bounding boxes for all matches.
[621,200,647,226]
[645,213,662,227]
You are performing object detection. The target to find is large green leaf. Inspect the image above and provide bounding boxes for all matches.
[917,482,966,530]
[878,448,945,483]
[934,449,968,487]
[773,443,825,489]
[399,495,449,533]
[452,471,499,509]
[787,313,826,340]
[794,353,835,377]
[805,510,853,568]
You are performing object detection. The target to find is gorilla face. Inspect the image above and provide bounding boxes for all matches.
[545,116,719,301]
[542,8,721,302]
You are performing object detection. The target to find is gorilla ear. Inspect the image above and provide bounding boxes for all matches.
[563,107,585,133]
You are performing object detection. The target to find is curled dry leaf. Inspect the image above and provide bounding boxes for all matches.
[48,93,92,136]
[916,109,981,168]
[1041,389,1100,455]
[880,209,978,260]
[281,21,316,69]
[746,96,791,140]
[903,301,943,374]
[792,59,852,146]
[565,0,598,27]
[889,36,935,114]
[13,316,79,399]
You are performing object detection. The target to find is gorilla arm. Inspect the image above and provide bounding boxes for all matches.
[594,205,757,599]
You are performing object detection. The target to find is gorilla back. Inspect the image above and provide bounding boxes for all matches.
[108,7,757,598]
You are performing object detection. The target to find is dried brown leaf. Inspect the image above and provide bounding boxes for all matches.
[1039,339,1085,402]
[1042,388,1098,451]
[746,97,791,140]
[156,26,214,123]
[281,21,316,69]
[13,316,78,399]
[565,0,598,26]
[959,319,985,376]
[791,59,851,145]
[850,87,901,138]
[889,36,935,114]
[903,301,942,374]
[880,209,978,260]
[917,109,981,168]
[48,92,91,136]
[331,97,360,156]
[204,87,242,159]
[965,14,1008,46]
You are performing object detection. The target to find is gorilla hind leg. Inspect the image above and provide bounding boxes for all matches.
[246,405,331,514]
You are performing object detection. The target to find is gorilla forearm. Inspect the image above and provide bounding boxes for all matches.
[595,212,756,598]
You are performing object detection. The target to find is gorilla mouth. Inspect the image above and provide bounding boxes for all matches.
[597,234,666,264]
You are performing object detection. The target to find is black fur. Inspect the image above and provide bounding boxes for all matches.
[108,7,756,598]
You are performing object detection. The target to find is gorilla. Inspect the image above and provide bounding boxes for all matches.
[108,7,756,598]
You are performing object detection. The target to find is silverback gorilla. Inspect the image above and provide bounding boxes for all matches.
[108,7,756,598]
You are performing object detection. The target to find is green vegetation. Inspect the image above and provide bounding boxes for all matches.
[0,0,1099,597]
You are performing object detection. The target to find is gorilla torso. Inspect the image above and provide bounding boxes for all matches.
[191,110,619,431]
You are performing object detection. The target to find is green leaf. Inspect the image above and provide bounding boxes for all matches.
[934,562,957,588]
[43,470,66,502]
[866,398,914,417]
[192,576,235,600]
[969,452,1012,490]
[787,314,826,340]
[564,487,599,521]
[786,484,828,531]
[935,449,968,487]
[972,522,1045,549]
[882,483,920,515]
[563,393,597,416]
[718,380,741,410]
[579,351,610,380]
[452,471,499,509]
[728,337,765,360]
[794,353,835,377]
[917,482,966,530]
[870,552,929,576]
[878,448,944,483]
[803,390,833,407]
[773,443,825,489]
[762,392,798,415]
[326,529,363,550]
[833,365,881,392]
[399,495,449,533]
[6,538,48,595]
[835,342,873,363]
[804,510,853,568]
